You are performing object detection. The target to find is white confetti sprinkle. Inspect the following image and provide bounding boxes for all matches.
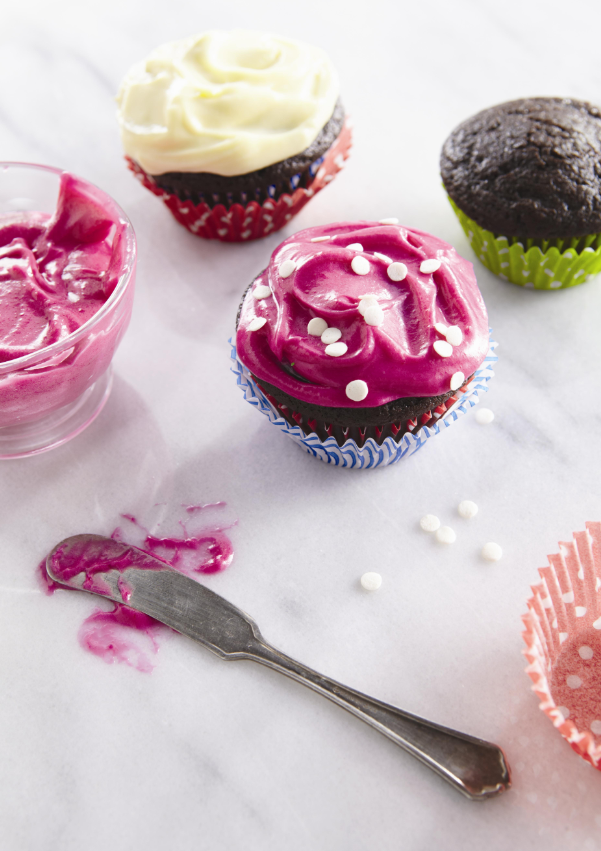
[450,372,465,391]
[253,285,272,300]
[358,295,378,316]
[374,252,392,263]
[307,317,328,336]
[364,305,384,327]
[481,542,503,561]
[436,526,456,544]
[445,325,463,346]
[379,217,399,225]
[321,327,342,345]
[347,243,363,252]
[279,259,296,278]
[346,380,368,402]
[420,514,440,532]
[458,500,478,519]
[248,317,267,332]
[434,322,448,335]
[567,675,582,689]
[579,645,594,660]
[310,235,331,242]
[351,255,370,275]
[433,340,453,358]
[387,262,407,282]
[420,259,441,274]
[475,408,494,425]
[591,720,601,735]
[325,342,348,357]
[360,572,382,591]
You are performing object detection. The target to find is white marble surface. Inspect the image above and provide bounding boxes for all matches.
[3,1,601,848]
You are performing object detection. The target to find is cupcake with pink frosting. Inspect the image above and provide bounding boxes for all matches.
[232,220,496,468]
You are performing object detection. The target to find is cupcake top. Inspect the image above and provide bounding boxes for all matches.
[441,97,601,240]
[117,30,339,177]
[236,222,489,408]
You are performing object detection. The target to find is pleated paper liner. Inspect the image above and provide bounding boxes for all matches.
[448,197,601,290]
[230,334,497,469]
[523,522,601,769]
[126,118,352,243]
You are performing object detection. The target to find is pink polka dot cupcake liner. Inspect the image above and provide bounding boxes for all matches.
[126,119,352,242]
[523,522,601,769]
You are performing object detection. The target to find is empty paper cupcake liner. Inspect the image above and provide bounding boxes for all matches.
[126,119,352,243]
[230,334,497,469]
[523,522,601,769]
[449,198,601,290]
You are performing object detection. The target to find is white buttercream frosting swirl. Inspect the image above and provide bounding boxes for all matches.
[117,30,340,177]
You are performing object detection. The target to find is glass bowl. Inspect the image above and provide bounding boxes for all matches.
[0,163,137,458]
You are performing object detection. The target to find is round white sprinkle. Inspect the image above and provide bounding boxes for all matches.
[445,325,463,346]
[360,572,382,591]
[481,542,503,561]
[253,285,272,300]
[364,305,384,327]
[374,252,392,263]
[591,720,601,735]
[433,340,453,358]
[475,407,495,425]
[351,255,370,275]
[557,706,570,720]
[458,500,478,519]
[248,317,267,332]
[434,322,448,336]
[310,235,331,242]
[321,327,342,345]
[420,259,441,274]
[387,262,407,282]
[358,295,378,316]
[450,372,465,391]
[347,243,363,252]
[346,380,368,402]
[566,675,583,689]
[579,645,594,660]
[279,259,296,278]
[307,317,328,336]
[436,526,456,544]
[325,342,348,357]
[420,514,441,532]
[379,217,399,225]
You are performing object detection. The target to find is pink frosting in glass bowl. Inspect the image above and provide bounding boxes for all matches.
[236,222,489,408]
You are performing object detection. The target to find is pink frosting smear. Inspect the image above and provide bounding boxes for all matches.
[236,222,489,407]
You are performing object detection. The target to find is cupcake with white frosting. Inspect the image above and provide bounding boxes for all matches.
[117,30,351,241]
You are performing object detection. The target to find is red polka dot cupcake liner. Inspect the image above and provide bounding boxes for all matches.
[523,522,601,769]
[126,119,353,242]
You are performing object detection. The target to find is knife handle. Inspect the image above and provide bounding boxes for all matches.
[246,638,510,801]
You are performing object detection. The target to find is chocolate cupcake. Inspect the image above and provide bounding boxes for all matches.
[441,97,601,289]
[117,30,351,242]
[232,221,495,468]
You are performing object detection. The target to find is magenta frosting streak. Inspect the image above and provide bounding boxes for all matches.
[78,605,160,674]
[236,222,489,407]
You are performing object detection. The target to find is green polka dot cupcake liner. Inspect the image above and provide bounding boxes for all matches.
[448,197,601,290]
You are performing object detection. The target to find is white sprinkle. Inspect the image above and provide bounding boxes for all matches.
[481,542,503,561]
[434,322,448,336]
[321,327,342,345]
[436,526,456,544]
[450,372,465,391]
[433,340,453,358]
[360,572,382,591]
[364,305,384,327]
[475,407,494,425]
[310,235,331,242]
[420,259,441,274]
[67,292,79,303]
[307,317,328,336]
[567,675,583,689]
[557,706,570,720]
[387,262,407,282]
[374,252,392,263]
[576,606,587,617]
[346,380,368,402]
[248,317,267,332]
[253,285,272,300]
[579,645,594,660]
[351,255,370,275]
[325,342,348,357]
[591,720,601,735]
[358,295,378,316]
[379,217,399,225]
[420,514,440,532]
[279,259,296,278]
[458,500,478,519]
[445,325,463,346]
[550,281,563,289]
[347,243,363,252]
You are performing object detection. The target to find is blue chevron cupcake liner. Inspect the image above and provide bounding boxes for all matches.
[230,334,497,469]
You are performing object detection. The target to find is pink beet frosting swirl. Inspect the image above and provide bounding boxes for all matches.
[236,222,489,407]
